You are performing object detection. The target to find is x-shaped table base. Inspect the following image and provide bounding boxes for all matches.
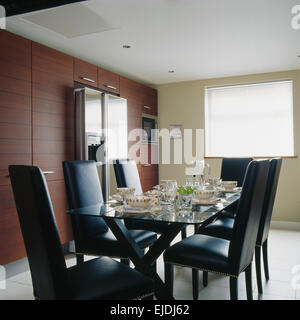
[103,217,184,300]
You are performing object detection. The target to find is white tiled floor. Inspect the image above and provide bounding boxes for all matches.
[1,228,300,300]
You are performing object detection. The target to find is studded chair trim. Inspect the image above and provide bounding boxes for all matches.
[165,261,252,279]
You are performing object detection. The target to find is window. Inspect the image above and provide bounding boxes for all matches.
[205,80,294,157]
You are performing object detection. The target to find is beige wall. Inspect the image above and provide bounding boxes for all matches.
[157,69,300,223]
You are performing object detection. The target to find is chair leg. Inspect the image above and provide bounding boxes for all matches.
[164,263,174,296]
[76,254,84,265]
[151,260,157,274]
[262,239,269,280]
[255,245,263,294]
[203,271,208,287]
[192,269,199,300]
[229,277,238,300]
[120,258,130,266]
[181,228,187,239]
[245,263,253,300]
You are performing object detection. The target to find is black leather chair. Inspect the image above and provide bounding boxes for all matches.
[113,159,187,237]
[63,160,157,265]
[197,158,282,294]
[221,157,253,187]
[9,165,154,300]
[163,159,270,300]
[218,157,253,219]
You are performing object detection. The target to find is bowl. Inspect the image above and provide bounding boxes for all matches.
[144,190,162,198]
[125,196,155,209]
[221,181,238,191]
[194,189,215,200]
[116,187,135,199]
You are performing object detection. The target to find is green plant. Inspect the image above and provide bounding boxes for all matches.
[177,186,194,195]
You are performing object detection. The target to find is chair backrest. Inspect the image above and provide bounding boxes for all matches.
[256,158,282,245]
[9,165,70,300]
[63,161,108,242]
[221,158,253,187]
[228,159,269,274]
[113,159,143,194]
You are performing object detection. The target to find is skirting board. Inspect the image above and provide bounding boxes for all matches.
[3,242,70,278]
[271,221,300,231]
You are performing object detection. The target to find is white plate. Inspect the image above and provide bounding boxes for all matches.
[115,205,160,215]
[192,198,219,205]
[222,187,242,193]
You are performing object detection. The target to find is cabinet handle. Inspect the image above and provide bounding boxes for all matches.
[143,105,151,109]
[143,164,151,167]
[80,76,96,83]
[43,171,55,175]
[104,84,117,90]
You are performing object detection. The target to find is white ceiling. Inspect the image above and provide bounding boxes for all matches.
[6,0,300,85]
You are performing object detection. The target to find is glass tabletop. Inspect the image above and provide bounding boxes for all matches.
[67,191,240,225]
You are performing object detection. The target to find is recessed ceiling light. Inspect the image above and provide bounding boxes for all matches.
[123,45,131,49]
[168,70,175,73]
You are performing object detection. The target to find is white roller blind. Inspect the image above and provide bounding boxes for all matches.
[205,80,294,157]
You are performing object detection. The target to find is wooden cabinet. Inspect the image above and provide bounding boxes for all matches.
[0,30,158,264]
[120,76,142,163]
[139,144,159,191]
[74,58,98,87]
[120,76,159,192]
[140,164,159,192]
[32,42,74,244]
[0,30,32,264]
[98,67,120,94]
[0,30,31,68]
[141,85,158,116]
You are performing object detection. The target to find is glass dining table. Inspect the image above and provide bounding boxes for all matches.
[67,191,240,300]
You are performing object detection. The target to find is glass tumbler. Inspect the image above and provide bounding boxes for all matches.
[177,193,193,214]
[160,188,176,211]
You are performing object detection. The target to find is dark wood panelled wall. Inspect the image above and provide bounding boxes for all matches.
[0,31,32,264]
[0,30,158,265]
[32,42,75,246]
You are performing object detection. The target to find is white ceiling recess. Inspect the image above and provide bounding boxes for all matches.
[5,0,300,85]
[22,3,119,38]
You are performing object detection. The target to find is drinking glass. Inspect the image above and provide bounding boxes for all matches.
[185,178,194,187]
[210,178,222,189]
[193,175,204,190]
[203,163,211,184]
[177,193,193,215]
[165,180,178,190]
[160,188,176,211]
